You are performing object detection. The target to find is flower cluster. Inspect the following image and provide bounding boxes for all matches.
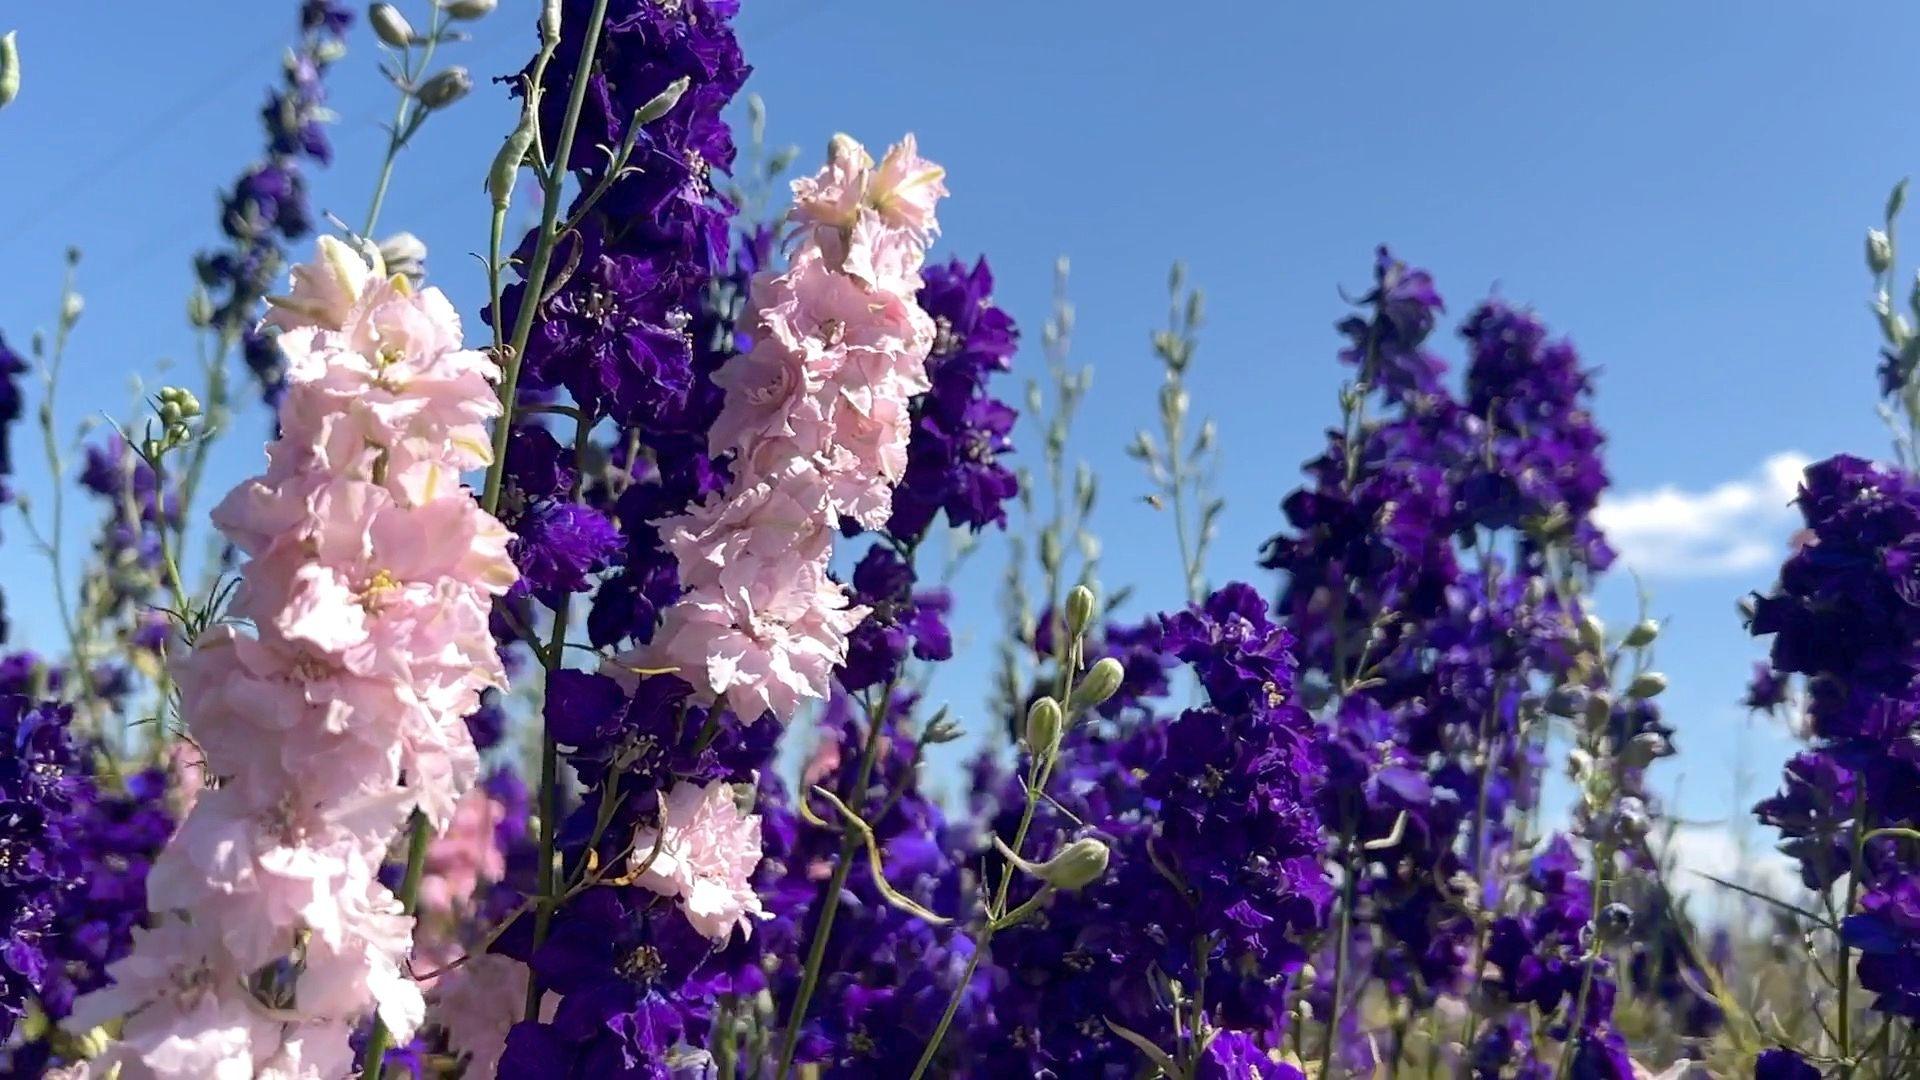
[0,696,86,1044]
[1749,454,1920,1018]
[625,134,948,722]
[202,0,353,399]
[1261,248,1681,1069]
[71,238,516,1076]
[493,0,751,640]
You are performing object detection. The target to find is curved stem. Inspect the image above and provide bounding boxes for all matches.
[362,9,447,238]
[910,647,1082,1080]
[773,681,898,1077]
[364,1,611,1068]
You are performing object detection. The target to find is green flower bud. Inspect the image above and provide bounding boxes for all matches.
[1870,228,1895,275]
[1628,672,1668,699]
[61,292,83,327]
[370,3,415,47]
[187,288,214,329]
[1578,613,1606,652]
[1069,657,1125,711]
[1622,619,1659,648]
[441,0,497,19]
[1064,584,1096,638]
[489,111,536,209]
[0,31,19,110]
[632,75,690,127]
[1027,837,1109,890]
[541,0,562,42]
[1024,697,1062,761]
[416,67,472,111]
[158,401,183,427]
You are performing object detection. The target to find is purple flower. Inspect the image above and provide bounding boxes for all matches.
[838,545,952,692]
[0,697,86,1042]
[1753,1048,1821,1080]
[510,500,625,602]
[886,257,1021,541]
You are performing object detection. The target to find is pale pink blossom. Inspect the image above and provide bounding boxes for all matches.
[431,955,546,1077]
[264,235,381,333]
[415,782,508,916]
[82,238,517,1072]
[629,780,770,941]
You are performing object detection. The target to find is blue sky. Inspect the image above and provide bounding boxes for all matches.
[1,2,1909,878]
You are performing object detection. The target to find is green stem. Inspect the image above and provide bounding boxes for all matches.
[357,810,433,1076]
[364,0,609,1063]
[1321,820,1357,1080]
[773,682,897,1078]
[910,648,1082,1080]
[362,10,447,238]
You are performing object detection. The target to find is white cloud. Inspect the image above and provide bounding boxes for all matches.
[1594,452,1811,578]
[1654,824,1803,918]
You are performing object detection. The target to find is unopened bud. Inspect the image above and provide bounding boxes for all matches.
[415,66,471,111]
[1623,619,1659,648]
[1597,902,1634,941]
[440,0,497,18]
[61,292,83,326]
[997,835,1109,891]
[370,3,415,47]
[1069,657,1125,711]
[1621,731,1673,770]
[1614,796,1650,840]
[378,232,427,283]
[632,76,689,127]
[187,288,213,329]
[1578,613,1606,652]
[1064,585,1096,638]
[159,401,183,426]
[1870,228,1895,275]
[541,0,562,42]
[1582,692,1614,731]
[1628,672,1668,699]
[489,111,536,209]
[1024,697,1062,761]
[0,31,19,109]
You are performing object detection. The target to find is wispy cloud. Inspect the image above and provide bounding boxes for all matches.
[1655,824,1802,914]
[1595,452,1811,579]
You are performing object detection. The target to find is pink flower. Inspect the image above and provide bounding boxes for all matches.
[628,780,770,941]
[415,783,508,916]
[264,235,382,333]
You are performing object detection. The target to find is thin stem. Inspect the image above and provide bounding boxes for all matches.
[773,679,899,1077]
[362,8,447,238]
[357,809,433,1075]
[911,645,1082,1080]
[1321,818,1358,1079]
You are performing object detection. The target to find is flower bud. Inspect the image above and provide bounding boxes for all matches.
[1614,796,1650,840]
[632,75,690,127]
[1622,619,1659,648]
[1069,657,1125,711]
[378,232,428,284]
[370,3,415,47]
[159,401,183,426]
[999,835,1109,891]
[1627,672,1668,699]
[541,0,562,42]
[1581,692,1613,731]
[187,288,214,329]
[1596,902,1634,941]
[1064,584,1096,638]
[1578,613,1606,652]
[1620,731,1673,770]
[415,66,471,111]
[1024,697,1062,761]
[1870,228,1895,275]
[441,0,497,18]
[489,110,536,209]
[61,292,83,326]
[0,31,19,109]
